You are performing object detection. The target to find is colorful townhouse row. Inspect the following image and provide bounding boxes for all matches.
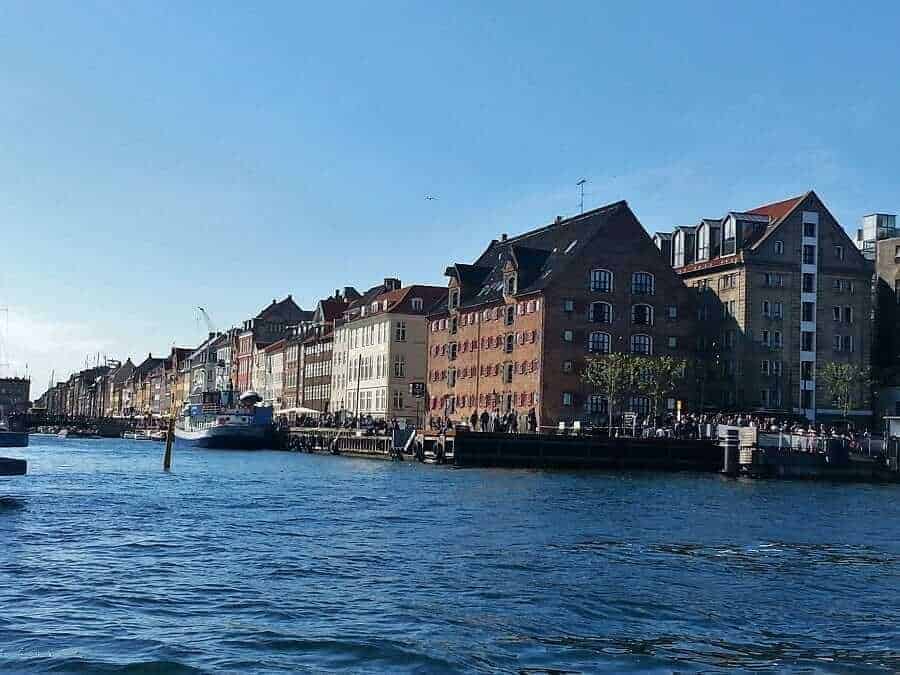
[34,191,900,428]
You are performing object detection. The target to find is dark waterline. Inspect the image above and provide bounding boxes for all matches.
[1,437,899,673]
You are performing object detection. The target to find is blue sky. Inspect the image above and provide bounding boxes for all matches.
[1,1,898,393]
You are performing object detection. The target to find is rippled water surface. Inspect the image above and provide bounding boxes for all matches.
[1,436,899,673]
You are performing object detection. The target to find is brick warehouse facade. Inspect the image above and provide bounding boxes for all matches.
[426,200,697,430]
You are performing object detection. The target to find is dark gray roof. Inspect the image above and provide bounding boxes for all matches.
[437,200,632,312]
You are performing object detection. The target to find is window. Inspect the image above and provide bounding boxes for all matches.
[843,306,853,324]
[667,336,677,349]
[411,297,423,311]
[505,274,517,295]
[587,395,607,414]
[761,360,770,375]
[449,343,458,361]
[393,389,404,409]
[774,330,783,348]
[449,316,458,335]
[773,302,783,319]
[802,273,815,293]
[505,334,514,353]
[505,306,515,326]
[563,329,574,343]
[801,390,813,409]
[775,240,784,255]
[832,306,840,322]
[628,395,651,416]
[802,302,815,323]
[395,321,407,341]
[762,300,771,317]
[773,361,782,377]
[563,299,575,313]
[589,331,611,354]
[842,335,854,352]
[760,388,770,406]
[666,305,677,320]
[562,360,574,373]
[632,304,653,326]
[803,245,816,265]
[804,221,816,238]
[562,392,574,407]
[631,272,655,295]
[589,302,613,323]
[503,363,514,384]
[447,368,456,387]
[801,331,814,352]
[630,334,652,355]
[761,329,770,346]
[590,269,613,293]
[834,245,844,261]
[801,361,814,380]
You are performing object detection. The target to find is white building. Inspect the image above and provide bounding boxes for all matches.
[330,283,443,424]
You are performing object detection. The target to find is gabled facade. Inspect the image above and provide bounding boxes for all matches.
[659,190,872,421]
[427,200,697,430]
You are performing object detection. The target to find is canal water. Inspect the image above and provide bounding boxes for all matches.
[1,436,899,673]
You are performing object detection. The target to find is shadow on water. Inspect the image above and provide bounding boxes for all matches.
[0,496,26,512]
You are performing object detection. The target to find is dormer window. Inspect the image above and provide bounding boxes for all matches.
[411,297,423,311]
[371,302,379,313]
[449,288,460,310]
[505,274,517,296]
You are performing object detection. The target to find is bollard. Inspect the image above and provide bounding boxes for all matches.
[719,427,739,476]
[163,416,175,471]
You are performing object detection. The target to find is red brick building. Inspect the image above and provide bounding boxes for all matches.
[426,200,697,429]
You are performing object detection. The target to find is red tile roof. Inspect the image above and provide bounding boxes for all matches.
[746,195,805,223]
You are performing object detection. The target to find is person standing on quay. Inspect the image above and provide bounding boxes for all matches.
[480,410,489,432]
[469,410,478,430]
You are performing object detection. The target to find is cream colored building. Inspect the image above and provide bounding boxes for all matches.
[331,284,443,424]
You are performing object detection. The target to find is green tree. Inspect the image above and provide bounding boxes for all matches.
[637,355,688,422]
[581,352,642,434]
[818,361,871,421]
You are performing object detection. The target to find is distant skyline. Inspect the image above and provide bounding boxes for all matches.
[2,1,899,393]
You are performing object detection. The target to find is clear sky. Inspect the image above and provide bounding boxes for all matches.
[1,1,898,394]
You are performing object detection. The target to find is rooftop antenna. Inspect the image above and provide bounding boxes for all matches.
[576,178,588,214]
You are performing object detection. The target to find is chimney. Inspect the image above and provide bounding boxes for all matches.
[555,215,562,224]
[501,233,507,242]
[857,228,863,242]
[335,289,340,299]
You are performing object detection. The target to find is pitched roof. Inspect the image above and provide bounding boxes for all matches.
[255,295,313,323]
[747,191,812,250]
[747,194,806,222]
[448,200,631,310]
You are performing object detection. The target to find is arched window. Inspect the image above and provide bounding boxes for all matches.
[589,301,613,323]
[505,334,514,353]
[590,269,613,293]
[630,334,653,355]
[588,331,611,354]
[632,304,654,326]
[632,272,655,295]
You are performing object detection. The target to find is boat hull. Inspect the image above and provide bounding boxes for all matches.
[174,424,272,450]
[0,431,28,448]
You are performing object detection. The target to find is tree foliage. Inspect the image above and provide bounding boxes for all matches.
[637,355,688,419]
[581,353,688,428]
[818,361,870,420]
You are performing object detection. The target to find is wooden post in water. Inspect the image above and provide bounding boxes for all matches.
[163,415,175,471]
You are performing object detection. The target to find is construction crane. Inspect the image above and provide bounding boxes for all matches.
[196,307,217,335]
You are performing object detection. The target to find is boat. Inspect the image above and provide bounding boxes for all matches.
[174,391,274,450]
[149,430,168,442]
[123,430,152,441]
[0,420,28,448]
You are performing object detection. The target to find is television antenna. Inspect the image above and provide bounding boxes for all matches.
[576,178,588,214]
